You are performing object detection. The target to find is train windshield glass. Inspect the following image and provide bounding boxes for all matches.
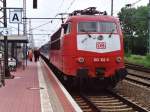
[78,22,98,32]
[78,22,117,33]
[99,22,117,33]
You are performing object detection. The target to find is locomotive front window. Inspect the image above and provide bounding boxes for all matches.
[78,21,117,33]
[78,22,98,32]
[99,22,117,33]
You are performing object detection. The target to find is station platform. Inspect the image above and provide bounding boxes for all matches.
[0,59,82,112]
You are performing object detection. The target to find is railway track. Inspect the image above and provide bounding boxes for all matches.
[125,63,150,73]
[125,63,150,88]
[125,74,150,88]
[73,90,149,112]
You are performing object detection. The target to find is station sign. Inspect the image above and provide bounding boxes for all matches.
[9,9,22,23]
[0,27,9,36]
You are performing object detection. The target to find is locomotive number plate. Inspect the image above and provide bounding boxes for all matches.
[93,57,110,62]
[96,42,106,49]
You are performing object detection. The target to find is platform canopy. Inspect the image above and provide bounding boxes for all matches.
[0,35,28,43]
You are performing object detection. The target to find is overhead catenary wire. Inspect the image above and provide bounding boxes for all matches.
[6,21,52,36]
[7,21,51,33]
[25,18,62,33]
[65,0,76,13]
[27,33,50,35]
[131,0,143,6]
[52,0,65,19]
[52,0,76,31]
[28,21,51,32]
[113,0,144,15]
[50,0,65,28]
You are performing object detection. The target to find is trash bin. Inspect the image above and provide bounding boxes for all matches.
[8,57,16,71]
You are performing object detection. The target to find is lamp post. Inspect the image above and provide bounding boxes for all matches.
[111,0,113,16]
[3,0,12,79]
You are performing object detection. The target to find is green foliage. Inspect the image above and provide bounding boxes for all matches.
[125,52,131,57]
[125,55,150,67]
[146,54,150,60]
[118,5,149,55]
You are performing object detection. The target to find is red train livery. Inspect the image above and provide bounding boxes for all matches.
[49,7,127,88]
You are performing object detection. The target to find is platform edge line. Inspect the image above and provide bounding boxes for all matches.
[42,60,82,112]
[37,62,54,112]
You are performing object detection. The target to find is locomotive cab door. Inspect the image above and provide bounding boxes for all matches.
[61,22,76,75]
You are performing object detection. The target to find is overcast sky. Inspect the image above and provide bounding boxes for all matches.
[6,0,148,47]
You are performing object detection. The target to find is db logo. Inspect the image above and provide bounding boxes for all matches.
[96,42,106,49]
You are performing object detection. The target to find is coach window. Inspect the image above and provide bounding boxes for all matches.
[63,23,71,35]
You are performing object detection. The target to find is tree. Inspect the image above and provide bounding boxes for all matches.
[118,6,149,55]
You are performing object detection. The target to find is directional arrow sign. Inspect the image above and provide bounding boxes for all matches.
[9,9,22,23]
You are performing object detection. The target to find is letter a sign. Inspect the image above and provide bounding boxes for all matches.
[9,9,22,23]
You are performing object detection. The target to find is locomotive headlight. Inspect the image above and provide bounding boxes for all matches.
[77,57,85,63]
[116,57,122,63]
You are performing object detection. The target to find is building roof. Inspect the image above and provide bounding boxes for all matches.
[0,35,28,43]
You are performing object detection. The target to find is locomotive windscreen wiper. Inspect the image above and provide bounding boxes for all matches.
[81,29,93,43]
[80,29,92,38]
[109,29,115,38]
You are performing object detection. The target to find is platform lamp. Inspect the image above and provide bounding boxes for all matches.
[111,0,113,16]
[3,0,14,79]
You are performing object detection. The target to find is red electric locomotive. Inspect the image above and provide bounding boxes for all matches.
[49,7,127,88]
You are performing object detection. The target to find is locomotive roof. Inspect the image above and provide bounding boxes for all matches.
[50,15,119,37]
[66,15,119,23]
